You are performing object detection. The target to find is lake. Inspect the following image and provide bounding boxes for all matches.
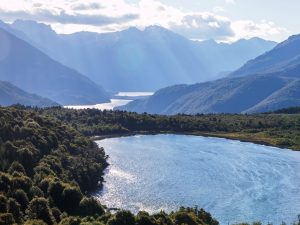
[64,92,153,110]
[64,99,132,110]
[95,134,300,225]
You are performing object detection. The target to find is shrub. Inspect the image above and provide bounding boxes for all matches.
[78,197,104,217]
[0,195,7,213]
[58,216,81,225]
[8,161,26,175]
[13,189,29,210]
[30,186,44,198]
[173,212,197,225]
[108,210,135,225]
[61,186,83,213]
[51,207,62,223]
[7,198,22,223]
[11,175,32,193]
[27,197,55,225]
[0,173,11,192]
[24,219,48,225]
[136,211,156,225]
[0,213,14,225]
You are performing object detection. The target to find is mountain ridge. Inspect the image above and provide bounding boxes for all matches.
[118,33,300,114]
[230,34,300,77]
[0,80,59,107]
[0,27,110,105]
[9,20,277,91]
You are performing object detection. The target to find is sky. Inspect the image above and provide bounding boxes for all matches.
[0,0,298,42]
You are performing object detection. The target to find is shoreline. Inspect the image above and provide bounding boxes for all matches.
[93,131,300,224]
[92,131,292,151]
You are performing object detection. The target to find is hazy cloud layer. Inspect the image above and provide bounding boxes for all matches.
[170,13,235,40]
[231,20,286,41]
[0,0,286,41]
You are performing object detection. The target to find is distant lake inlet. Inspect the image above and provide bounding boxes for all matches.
[64,92,153,110]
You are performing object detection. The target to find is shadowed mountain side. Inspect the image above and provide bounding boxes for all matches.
[0,28,110,105]
[244,79,300,113]
[119,33,300,115]
[0,81,59,107]
[117,75,299,114]
[231,34,300,77]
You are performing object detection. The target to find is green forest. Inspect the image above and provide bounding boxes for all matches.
[43,107,300,150]
[0,106,300,225]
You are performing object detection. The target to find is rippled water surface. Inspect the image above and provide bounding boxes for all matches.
[95,134,300,224]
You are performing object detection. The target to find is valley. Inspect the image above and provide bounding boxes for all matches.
[1,106,300,225]
[0,2,300,224]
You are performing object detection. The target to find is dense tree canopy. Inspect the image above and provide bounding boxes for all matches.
[0,107,108,224]
[41,107,300,150]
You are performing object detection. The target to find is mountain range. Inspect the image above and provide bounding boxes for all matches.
[0,27,110,105]
[8,20,276,92]
[0,81,58,107]
[119,34,300,114]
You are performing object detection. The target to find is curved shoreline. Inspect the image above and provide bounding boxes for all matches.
[94,132,300,224]
[92,131,293,151]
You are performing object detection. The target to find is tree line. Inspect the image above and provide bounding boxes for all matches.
[41,107,300,150]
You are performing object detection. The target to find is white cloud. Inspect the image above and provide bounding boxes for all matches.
[225,0,236,4]
[213,6,225,13]
[0,0,287,41]
[0,0,139,26]
[231,20,287,41]
[71,2,104,11]
[169,13,234,40]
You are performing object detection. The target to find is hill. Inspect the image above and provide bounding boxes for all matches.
[0,81,58,107]
[118,74,298,114]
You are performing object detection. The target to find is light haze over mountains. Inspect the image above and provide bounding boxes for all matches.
[8,20,275,91]
[2,19,300,113]
[0,26,110,105]
[120,34,300,114]
[0,81,59,107]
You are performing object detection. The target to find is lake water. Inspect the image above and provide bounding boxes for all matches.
[64,99,132,110]
[115,92,154,97]
[64,92,153,110]
[95,134,300,225]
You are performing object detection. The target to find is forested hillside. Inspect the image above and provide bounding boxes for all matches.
[44,107,300,151]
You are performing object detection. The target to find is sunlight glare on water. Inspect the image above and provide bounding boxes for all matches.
[96,134,300,225]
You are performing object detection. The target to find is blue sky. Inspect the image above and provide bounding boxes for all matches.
[0,0,298,42]
[134,0,297,25]
[130,0,298,41]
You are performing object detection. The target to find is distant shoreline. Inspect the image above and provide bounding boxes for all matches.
[92,131,291,151]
